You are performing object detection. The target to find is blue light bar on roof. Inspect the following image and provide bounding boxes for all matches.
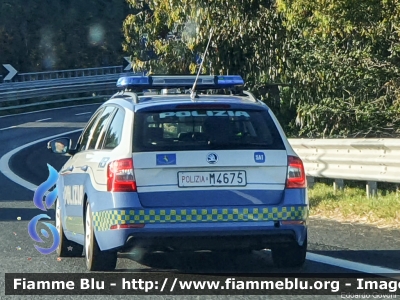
[116,75,244,90]
[217,75,244,87]
[152,75,215,86]
[116,76,151,88]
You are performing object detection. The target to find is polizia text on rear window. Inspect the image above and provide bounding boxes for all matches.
[132,109,285,152]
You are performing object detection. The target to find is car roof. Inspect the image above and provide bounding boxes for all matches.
[104,92,269,112]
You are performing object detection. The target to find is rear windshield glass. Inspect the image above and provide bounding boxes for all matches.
[132,109,285,152]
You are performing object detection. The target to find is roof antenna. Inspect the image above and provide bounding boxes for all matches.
[190,28,214,101]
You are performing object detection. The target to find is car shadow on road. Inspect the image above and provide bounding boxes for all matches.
[117,250,321,274]
[116,248,400,274]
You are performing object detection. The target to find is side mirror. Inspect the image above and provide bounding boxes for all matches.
[47,138,72,155]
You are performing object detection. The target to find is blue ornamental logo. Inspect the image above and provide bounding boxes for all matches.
[27,164,60,255]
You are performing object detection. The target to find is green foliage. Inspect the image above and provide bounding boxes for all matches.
[123,0,400,138]
[277,0,400,137]
[123,0,296,132]
[309,182,400,228]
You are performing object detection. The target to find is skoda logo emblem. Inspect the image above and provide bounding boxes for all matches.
[207,153,218,164]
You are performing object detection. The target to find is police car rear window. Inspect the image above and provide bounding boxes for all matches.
[132,109,285,152]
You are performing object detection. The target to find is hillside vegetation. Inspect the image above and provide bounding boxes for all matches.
[0,0,130,72]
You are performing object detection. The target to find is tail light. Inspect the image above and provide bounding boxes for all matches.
[286,156,306,188]
[107,158,137,192]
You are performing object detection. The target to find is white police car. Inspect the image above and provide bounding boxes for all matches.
[48,74,308,271]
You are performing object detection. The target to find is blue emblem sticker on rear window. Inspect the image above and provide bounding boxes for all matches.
[156,154,176,165]
[254,152,265,163]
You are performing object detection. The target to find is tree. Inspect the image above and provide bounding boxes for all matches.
[0,0,130,72]
[276,0,400,137]
[122,0,400,137]
[123,0,296,131]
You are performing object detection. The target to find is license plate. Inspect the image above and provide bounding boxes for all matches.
[178,171,247,187]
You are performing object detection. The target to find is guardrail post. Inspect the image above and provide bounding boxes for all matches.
[366,181,377,198]
[306,176,314,189]
[334,179,344,193]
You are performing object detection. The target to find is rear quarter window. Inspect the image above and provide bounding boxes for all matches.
[132,108,285,152]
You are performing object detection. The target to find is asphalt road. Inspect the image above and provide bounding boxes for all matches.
[0,103,400,300]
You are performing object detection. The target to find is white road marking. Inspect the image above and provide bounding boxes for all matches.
[1,122,86,129]
[75,112,92,116]
[0,126,16,131]
[35,118,52,122]
[16,122,87,128]
[0,129,83,192]
[306,252,400,278]
[0,103,101,119]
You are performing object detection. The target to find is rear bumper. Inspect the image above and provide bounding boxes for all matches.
[93,221,307,252]
[121,228,304,252]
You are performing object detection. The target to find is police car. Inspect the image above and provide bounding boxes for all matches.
[48,74,309,271]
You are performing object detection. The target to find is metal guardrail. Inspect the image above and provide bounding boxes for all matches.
[0,66,144,101]
[289,138,400,197]
[0,82,119,102]
[14,66,124,82]
[0,74,122,94]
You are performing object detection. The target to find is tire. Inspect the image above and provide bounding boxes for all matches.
[84,202,117,271]
[271,236,307,268]
[55,199,83,257]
